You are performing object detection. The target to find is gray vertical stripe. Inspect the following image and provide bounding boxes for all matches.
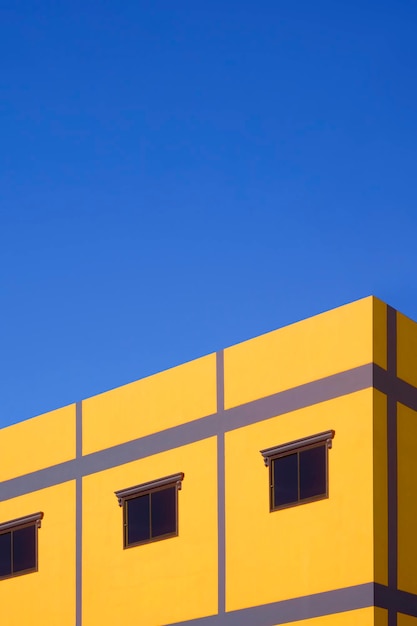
[76,477,82,626]
[216,350,226,615]
[76,401,83,626]
[216,349,225,415]
[387,307,397,626]
[217,433,225,615]
[76,401,83,458]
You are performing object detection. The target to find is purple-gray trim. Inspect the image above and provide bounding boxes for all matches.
[396,587,417,617]
[224,363,373,432]
[76,401,83,626]
[1,319,417,623]
[260,430,335,467]
[375,584,417,618]
[4,361,417,505]
[115,472,184,506]
[373,364,417,407]
[216,350,225,615]
[166,583,417,625]
[166,582,376,626]
[76,476,82,626]
[386,307,398,626]
[0,511,43,532]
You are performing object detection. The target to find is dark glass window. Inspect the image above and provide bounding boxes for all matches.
[13,525,36,574]
[124,486,178,547]
[273,453,298,508]
[271,444,328,510]
[126,494,150,545]
[118,477,183,549]
[151,487,176,538]
[0,533,12,578]
[299,445,326,500]
[0,513,42,580]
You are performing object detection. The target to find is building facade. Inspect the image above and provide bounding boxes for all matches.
[0,296,417,625]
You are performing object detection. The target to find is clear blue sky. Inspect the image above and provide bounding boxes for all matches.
[1,1,417,428]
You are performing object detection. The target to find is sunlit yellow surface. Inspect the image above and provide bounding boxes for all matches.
[373,389,388,585]
[82,437,218,625]
[374,607,389,626]
[224,296,385,409]
[0,481,76,626]
[398,614,417,625]
[0,296,409,624]
[82,353,216,454]
[0,404,76,481]
[225,389,374,610]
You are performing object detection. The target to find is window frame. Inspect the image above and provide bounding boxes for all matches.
[260,430,335,512]
[115,473,184,549]
[0,512,44,580]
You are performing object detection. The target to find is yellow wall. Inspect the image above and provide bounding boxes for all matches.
[374,607,389,626]
[0,297,397,624]
[398,615,417,625]
[224,296,385,409]
[275,607,378,625]
[0,481,76,626]
[225,389,374,611]
[0,404,76,481]
[397,402,417,594]
[373,389,388,585]
[82,353,216,454]
[82,436,218,625]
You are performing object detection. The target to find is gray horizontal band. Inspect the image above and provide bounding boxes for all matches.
[115,472,184,506]
[393,588,417,617]
[2,361,417,504]
[0,364,374,502]
[224,363,374,431]
[168,583,417,625]
[374,364,417,409]
[0,511,44,532]
[167,582,375,626]
[375,584,417,618]
[0,460,78,502]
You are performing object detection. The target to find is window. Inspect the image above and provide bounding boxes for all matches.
[260,431,334,511]
[115,473,184,548]
[0,512,43,580]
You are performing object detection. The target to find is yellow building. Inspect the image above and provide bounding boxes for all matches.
[0,296,417,625]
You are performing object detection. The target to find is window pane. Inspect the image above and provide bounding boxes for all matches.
[13,526,36,573]
[0,532,12,578]
[151,487,176,538]
[127,494,150,545]
[299,445,326,500]
[273,453,298,507]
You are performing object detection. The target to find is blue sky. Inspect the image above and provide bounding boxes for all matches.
[1,1,417,428]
